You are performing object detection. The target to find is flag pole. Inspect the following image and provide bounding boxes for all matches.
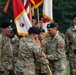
[42,52,53,75]
[47,65,52,75]
[29,0,32,22]
[37,7,40,28]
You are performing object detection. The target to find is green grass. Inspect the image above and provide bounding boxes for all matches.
[66,61,70,75]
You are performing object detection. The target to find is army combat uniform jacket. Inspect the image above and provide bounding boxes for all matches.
[43,33,67,75]
[14,36,42,75]
[0,33,13,74]
[66,26,76,75]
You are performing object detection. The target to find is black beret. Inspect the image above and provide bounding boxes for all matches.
[28,27,40,34]
[47,23,56,28]
[39,29,45,33]
[1,22,11,28]
[73,14,76,19]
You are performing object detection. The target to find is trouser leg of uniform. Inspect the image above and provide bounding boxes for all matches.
[70,60,76,75]
[71,69,76,75]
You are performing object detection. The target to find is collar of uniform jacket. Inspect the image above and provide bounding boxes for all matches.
[72,25,76,31]
[51,31,59,41]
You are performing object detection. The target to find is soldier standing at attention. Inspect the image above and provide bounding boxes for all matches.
[0,22,14,75]
[65,14,76,75]
[39,29,50,75]
[43,23,67,75]
[14,27,47,75]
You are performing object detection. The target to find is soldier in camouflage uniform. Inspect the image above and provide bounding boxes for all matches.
[39,29,50,75]
[54,20,65,40]
[0,22,14,75]
[65,14,76,75]
[14,27,47,75]
[43,23,67,75]
[8,29,19,74]
[31,16,38,28]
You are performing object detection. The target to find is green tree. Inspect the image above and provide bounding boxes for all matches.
[0,0,13,23]
[53,0,76,33]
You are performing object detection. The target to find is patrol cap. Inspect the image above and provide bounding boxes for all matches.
[0,22,11,28]
[47,23,56,28]
[73,14,76,19]
[28,27,40,34]
[39,29,45,33]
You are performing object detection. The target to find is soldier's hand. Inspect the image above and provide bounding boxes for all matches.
[45,59,49,64]
[42,52,47,59]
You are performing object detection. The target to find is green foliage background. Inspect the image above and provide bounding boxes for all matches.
[0,0,13,22]
[0,0,76,33]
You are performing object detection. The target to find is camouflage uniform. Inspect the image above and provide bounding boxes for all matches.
[43,33,67,75]
[58,31,65,40]
[34,40,41,75]
[14,36,42,75]
[66,26,76,75]
[10,35,19,62]
[46,31,65,40]
[35,38,50,75]
[0,34,14,75]
[40,38,50,75]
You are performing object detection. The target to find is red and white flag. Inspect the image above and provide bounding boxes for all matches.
[42,0,53,32]
[43,0,53,22]
[24,0,30,19]
[30,0,44,8]
[12,0,32,36]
